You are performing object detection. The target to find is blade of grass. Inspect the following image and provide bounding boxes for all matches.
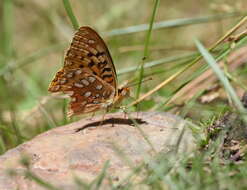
[0,136,6,154]
[0,42,65,77]
[38,102,57,129]
[2,0,13,62]
[62,0,79,30]
[0,124,27,141]
[19,156,60,190]
[104,12,242,36]
[135,0,160,100]
[25,171,60,190]
[62,99,68,124]
[118,52,195,75]
[110,141,135,169]
[10,111,23,144]
[195,39,247,124]
[155,66,209,110]
[225,68,247,91]
[127,112,157,153]
[90,160,110,189]
[73,176,90,189]
[1,0,19,147]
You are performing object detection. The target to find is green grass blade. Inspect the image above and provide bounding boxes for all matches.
[0,42,65,77]
[90,160,110,189]
[195,39,247,123]
[135,0,160,100]
[0,136,6,154]
[62,0,79,30]
[2,0,13,61]
[104,13,242,36]
[10,111,23,144]
[25,171,60,190]
[39,103,57,129]
[118,52,195,75]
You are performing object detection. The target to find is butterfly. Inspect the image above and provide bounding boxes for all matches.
[48,26,129,117]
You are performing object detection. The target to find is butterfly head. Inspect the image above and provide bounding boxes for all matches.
[110,87,129,106]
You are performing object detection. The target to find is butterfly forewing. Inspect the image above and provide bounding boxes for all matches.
[64,26,117,89]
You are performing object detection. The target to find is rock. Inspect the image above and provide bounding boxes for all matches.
[0,112,195,190]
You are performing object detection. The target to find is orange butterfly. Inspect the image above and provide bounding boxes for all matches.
[48,26,129,117]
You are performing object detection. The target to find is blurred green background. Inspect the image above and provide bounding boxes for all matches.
[0,0,246,153]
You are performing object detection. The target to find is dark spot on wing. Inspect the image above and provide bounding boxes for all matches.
[98,61,107,68]
[96,52,105,57]
[102,74,113,80]
[88,61,95,67]
[87,52,94,57]
[102,67,112,73]
[107,78,114,83]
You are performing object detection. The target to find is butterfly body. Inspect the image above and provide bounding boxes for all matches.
[48,26,129,117]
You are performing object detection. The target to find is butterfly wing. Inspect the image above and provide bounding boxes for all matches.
[64,26,117,90]
[48,26,120,116]
[49,69,115,116]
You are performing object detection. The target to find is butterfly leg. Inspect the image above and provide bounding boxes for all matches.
[123,109,128,119]
[99,109,107,126]
[107,109,115,127]
[105,107,115,127]
[135,104,140,118]
[120,106,128,119]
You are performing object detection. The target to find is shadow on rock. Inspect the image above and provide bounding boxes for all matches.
[75,117,147,132]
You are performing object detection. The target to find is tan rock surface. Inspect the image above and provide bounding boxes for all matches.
[0,112,195,190]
